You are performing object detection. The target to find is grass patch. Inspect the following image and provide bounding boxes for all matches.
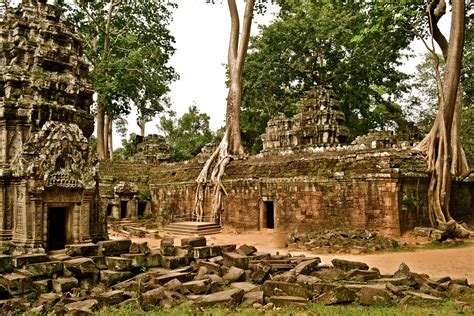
[94,301,465,316]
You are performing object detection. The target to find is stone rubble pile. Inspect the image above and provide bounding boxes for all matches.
[288,229,400,254]
[0,236,472,314]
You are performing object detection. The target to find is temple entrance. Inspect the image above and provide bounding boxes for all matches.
[47,207,67,250]
[264,201,275,229]
[120,201,128,218]
[138,202,146,218]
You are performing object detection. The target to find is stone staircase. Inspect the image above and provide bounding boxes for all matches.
[164,221,221,236]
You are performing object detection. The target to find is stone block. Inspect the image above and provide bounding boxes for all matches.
[223,266,246,283]
[25,261,63,279]
[181,236,206,248]
[106,257,133,271]
[331,259,368,271]
[240,291,264,307]
[183,280,210,294]
[194,288,244,307]
[249,252,271,261]
[91,256,108,270]
[164,278,189,295]
[236,244,257,256]
[52,276,78,294]
[0,255,13,274]
[100,270,134,286]
[196,260,222,276]
[210,245,223,257]
[401,291,443,305]
[121,253,147,268]
[146,252,161,267]
[447,283,474,299]
[33,279,50,294]
[262,281,309,299]
[161,237,174,246]
[360,285,393,305]
[160,244,175,256]
[141,287,166,310]
[64,299,99,313]
[267,295,308,307]
[317,286,356,305]
[313,268,346,281]
[129,241,150,254]
[193,246,212,259]
[97,239,132,256]
[223,252,249,270]
[96,290,127,307]
[12,254,49,268]
[37,293,61,308]
[347,269,380,282]
[161,255,188,269]
[231,282,258,293]
[153,272,193,285]
[250,263,271,284]
[1,272,33,295]
[221,244,236,253]
[64,257,99,277]
[65,243,99,257]
[292,258,321,275]
[79,275,99,290]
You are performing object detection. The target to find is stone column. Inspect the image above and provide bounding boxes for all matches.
[79,190,93,243]
[29,194,44,248]
[0,178,12,241]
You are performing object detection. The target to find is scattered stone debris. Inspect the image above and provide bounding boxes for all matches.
[0,236,472,314]
[288,229,399,254]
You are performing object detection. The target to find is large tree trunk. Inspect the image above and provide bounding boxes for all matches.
[138,118,146,137]
[96,103,106,160]
[415,0,472,237]
[192,0,254,223]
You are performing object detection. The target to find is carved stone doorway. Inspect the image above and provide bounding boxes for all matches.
[47,207,68,250]
[264,201,275,229]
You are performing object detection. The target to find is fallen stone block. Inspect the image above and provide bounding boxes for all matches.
[183,280,210,294]
[209,245,223,257]
[106,257,133,271]
[33,279,50,294]
[64,299,99,314]
[160,244,175,257]
[393,262,411,279]
[1,272,33,295]
[161,255,188,269]
[360,285,393,305]
[12,254,49,268]
[91,256,108,270]
[25,261,63,279]
[241,291,264,307]
[182,236,207,248]
[100,270,134,286]
[65,243,98,257]
[0,255,12,274]
[37,292,61,308]
[292,258,321,276]
[272,271,297,283]
[249,252,271,261]
[63,257,99,277]
[267,295,308,307]
[52,276,78,294]
[347,269,380,282]
[146,251,161,267]
[141,287,166,310]
[231,282,258,293]
[223,266,246,283]
[194,288,244,307]
[196,260,222,276]
[447,283,474,299]
[250,263,271,284]
[223,252,249,270]
[79,275,99,290]
[401,291,443,305]
[193,246,212,259]
[236,244,257,256]
[121,253,146,269]
[313,268,346,281]
[262,281,309,299]
[129,241,150,254]
[331,259,368,271]
[95,289,127,307]
[317,286,356,305]
[163,278,190,295]
[153,272,193,285]
[97,239,132,256]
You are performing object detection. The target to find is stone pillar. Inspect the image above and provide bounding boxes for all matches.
[79,190,93,243]
[130,197,138,220]
[0,178,12,242]
[29,194,44,249]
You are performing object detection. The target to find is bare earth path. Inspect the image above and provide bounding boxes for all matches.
[126,228,474,283]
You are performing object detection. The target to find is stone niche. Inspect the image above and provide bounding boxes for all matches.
[261,85,349,153]
[0,0,106,254]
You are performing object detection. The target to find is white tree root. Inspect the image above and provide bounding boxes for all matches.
[193,133,231,223]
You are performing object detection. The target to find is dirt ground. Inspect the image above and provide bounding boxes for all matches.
[121,228,474,284]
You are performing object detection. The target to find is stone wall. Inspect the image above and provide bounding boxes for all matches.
[99,149,474,236]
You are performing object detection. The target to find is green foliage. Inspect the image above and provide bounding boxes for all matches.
[241,1,416,152]
[158,105,213,162]
[113,133,138,161]
[88,135,97,154]
[462,3,474,109]
[63,0,178,124]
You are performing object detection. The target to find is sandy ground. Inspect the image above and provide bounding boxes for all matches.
[119,228,474,284]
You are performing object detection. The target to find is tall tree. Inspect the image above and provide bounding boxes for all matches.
[64,0,177,160]
[415,0,472,236]
[193,0,260,222]
[240,1,414,152]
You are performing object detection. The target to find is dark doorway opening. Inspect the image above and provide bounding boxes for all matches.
[120,201,128,218]
[138,202,146,218]
[106,204,113,217]
[264,201,275,229]
[48,207,67,250]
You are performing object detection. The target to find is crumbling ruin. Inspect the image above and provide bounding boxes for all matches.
[0,0,106,254]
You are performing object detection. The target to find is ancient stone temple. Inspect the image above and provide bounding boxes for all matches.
[0,0,106,254]
[261,85,349,153]
[130,134,171,164]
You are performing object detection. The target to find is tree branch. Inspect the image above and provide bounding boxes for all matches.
[235,0,255,78]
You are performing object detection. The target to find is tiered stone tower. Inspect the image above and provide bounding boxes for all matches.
[261,85,349,153]
[0,0,106,254]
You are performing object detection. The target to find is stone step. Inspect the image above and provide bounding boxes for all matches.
[164,221,221,236]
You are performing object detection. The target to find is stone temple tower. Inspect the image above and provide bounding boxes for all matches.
[0,0,107,254]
